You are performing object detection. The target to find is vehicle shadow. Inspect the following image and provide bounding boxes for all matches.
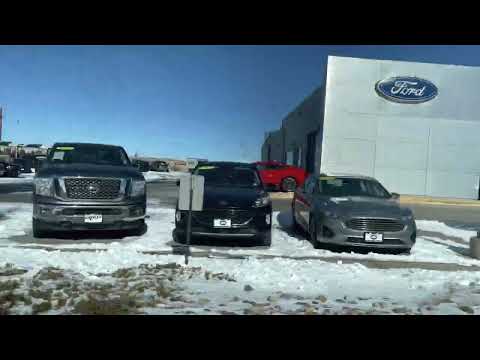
[168,228,270,249]
[276,209,308,240]
[422,237,472,258]
[15,223,149,244]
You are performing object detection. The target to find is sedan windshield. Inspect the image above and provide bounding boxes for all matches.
[318,177,391,199]
[47,145,130,166]
[195,166,261,188]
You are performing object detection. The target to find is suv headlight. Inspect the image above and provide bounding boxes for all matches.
[402,214,414,221]
[254,195,271,208]
[130,180,146,197]
[34,178,54,197]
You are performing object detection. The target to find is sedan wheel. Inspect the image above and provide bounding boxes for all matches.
[281,177,297,192]
[309,216,322,249]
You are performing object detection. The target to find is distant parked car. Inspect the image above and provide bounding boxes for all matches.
[0,161,20,177]
[150,160,169,172]
[255,161,308,192]
[292,173,416,254]
[132,159,150,172]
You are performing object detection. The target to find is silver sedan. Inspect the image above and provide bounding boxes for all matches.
[292,174,416,253]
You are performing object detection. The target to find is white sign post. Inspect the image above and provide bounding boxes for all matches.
[178,170,204,265]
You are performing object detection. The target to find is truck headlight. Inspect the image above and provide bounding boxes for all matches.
[131,180,146,197]
[402,214,414,221]
[34,178,54,197]
[254,195,271,208]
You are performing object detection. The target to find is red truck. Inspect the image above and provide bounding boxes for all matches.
[255,161,308,192]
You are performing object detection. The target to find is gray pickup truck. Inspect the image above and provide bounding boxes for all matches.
[32,142,146,238]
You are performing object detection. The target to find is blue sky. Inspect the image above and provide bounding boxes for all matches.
[1,45,479,161]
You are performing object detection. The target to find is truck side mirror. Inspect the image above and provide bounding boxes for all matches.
[176,179,180,186]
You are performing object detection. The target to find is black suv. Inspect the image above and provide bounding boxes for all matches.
[174,162,272,246]
[32,142,146,238]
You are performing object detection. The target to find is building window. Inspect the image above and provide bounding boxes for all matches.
[286,151,294,165]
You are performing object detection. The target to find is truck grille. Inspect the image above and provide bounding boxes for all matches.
[345,218,405,232]
[64,178,121,200]
[193,210,255,227]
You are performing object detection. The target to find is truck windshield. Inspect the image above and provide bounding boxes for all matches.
[195,166,261,188]
[47,145,130,166]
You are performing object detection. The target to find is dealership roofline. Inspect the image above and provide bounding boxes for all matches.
[328,54,480,71]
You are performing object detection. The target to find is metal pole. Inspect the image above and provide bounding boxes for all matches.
[185,173,193,265]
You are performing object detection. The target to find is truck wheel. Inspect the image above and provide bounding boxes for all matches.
[309,215,322,249]
[281,177,297,192]
[128,220,146,236]
[32,219,49,239]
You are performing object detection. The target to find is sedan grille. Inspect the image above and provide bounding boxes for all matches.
[345,218,405,232]
[64,178,121,200]
[193,210,256,227]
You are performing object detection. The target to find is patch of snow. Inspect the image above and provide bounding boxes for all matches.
[1,204,480,268]
[0,173,34,184]
[416,220,476,243]
[143,171,188,183]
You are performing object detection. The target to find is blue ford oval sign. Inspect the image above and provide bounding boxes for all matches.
[375,76,438,104]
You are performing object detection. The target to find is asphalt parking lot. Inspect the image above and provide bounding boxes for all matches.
[2,180,480,232]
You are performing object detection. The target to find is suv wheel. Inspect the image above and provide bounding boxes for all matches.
[281,177,297,192]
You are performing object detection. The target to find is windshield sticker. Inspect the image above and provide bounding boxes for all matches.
[320,176,336,180]
[52,152,65,160]
[197,166,217,170]
[56,147,75,151]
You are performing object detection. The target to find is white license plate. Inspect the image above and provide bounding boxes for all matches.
[364,232,383,243]
[214,219,232,228]
[85,214,103,223]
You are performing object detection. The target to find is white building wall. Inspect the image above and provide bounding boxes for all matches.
[321,56,480,199]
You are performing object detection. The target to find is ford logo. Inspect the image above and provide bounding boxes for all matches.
[375,76,438,104]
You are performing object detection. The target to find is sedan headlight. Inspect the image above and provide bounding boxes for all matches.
[131,180,146,197]
[254,195,271,208]
[324,210,339,219]
[34,178,54,197]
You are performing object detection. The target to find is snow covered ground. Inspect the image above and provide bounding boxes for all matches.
[1,201,480,314]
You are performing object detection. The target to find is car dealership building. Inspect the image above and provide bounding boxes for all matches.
[262,55,480,199]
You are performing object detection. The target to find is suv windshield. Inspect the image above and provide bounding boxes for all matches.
[47,145,130,166]
[195,166,261,188]
[318,177,391,199]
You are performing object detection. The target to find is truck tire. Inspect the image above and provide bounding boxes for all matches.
[128,220,146,236]
[281,177,297,192]
[32,219,49,239]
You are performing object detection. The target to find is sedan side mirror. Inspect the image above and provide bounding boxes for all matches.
[391,192,400,200]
